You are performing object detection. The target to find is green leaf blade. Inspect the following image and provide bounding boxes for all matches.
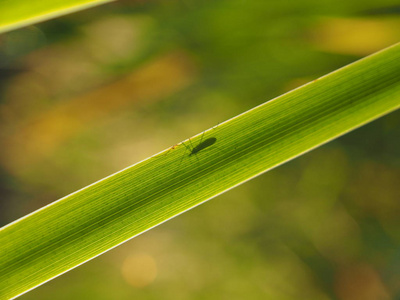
[0,0,113,34]
[1,43,399,299]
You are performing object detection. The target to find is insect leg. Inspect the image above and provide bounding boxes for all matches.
[176,140,192,171]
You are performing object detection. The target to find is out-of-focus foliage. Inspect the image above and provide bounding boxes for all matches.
[0,0,399,299]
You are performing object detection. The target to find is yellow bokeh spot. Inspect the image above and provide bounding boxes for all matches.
[310,17,400,56]
[121,253,157,288]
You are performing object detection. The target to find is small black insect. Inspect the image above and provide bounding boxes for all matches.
[188,137,217,156]
[177,134,217,169]
[165,129,219,172]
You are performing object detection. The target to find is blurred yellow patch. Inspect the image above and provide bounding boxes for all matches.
[310,17,400,56]
[121,253,158,288]
[83,15,153,64]
[1,51,195,175]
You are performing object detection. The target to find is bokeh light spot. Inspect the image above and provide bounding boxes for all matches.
[121,253,157,288]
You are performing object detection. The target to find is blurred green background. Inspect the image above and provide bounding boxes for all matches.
[1,0,400,299]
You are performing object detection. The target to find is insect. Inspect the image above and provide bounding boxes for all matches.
[186,137,217,156]
[175,133,218,170]
[165,123,220,156]
[163,125,220,172]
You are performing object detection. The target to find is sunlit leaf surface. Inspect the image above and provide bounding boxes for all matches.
[0,43,399,299]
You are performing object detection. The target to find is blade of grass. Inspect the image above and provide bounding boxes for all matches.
[1,43,400,299]
[0,0,113,34]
